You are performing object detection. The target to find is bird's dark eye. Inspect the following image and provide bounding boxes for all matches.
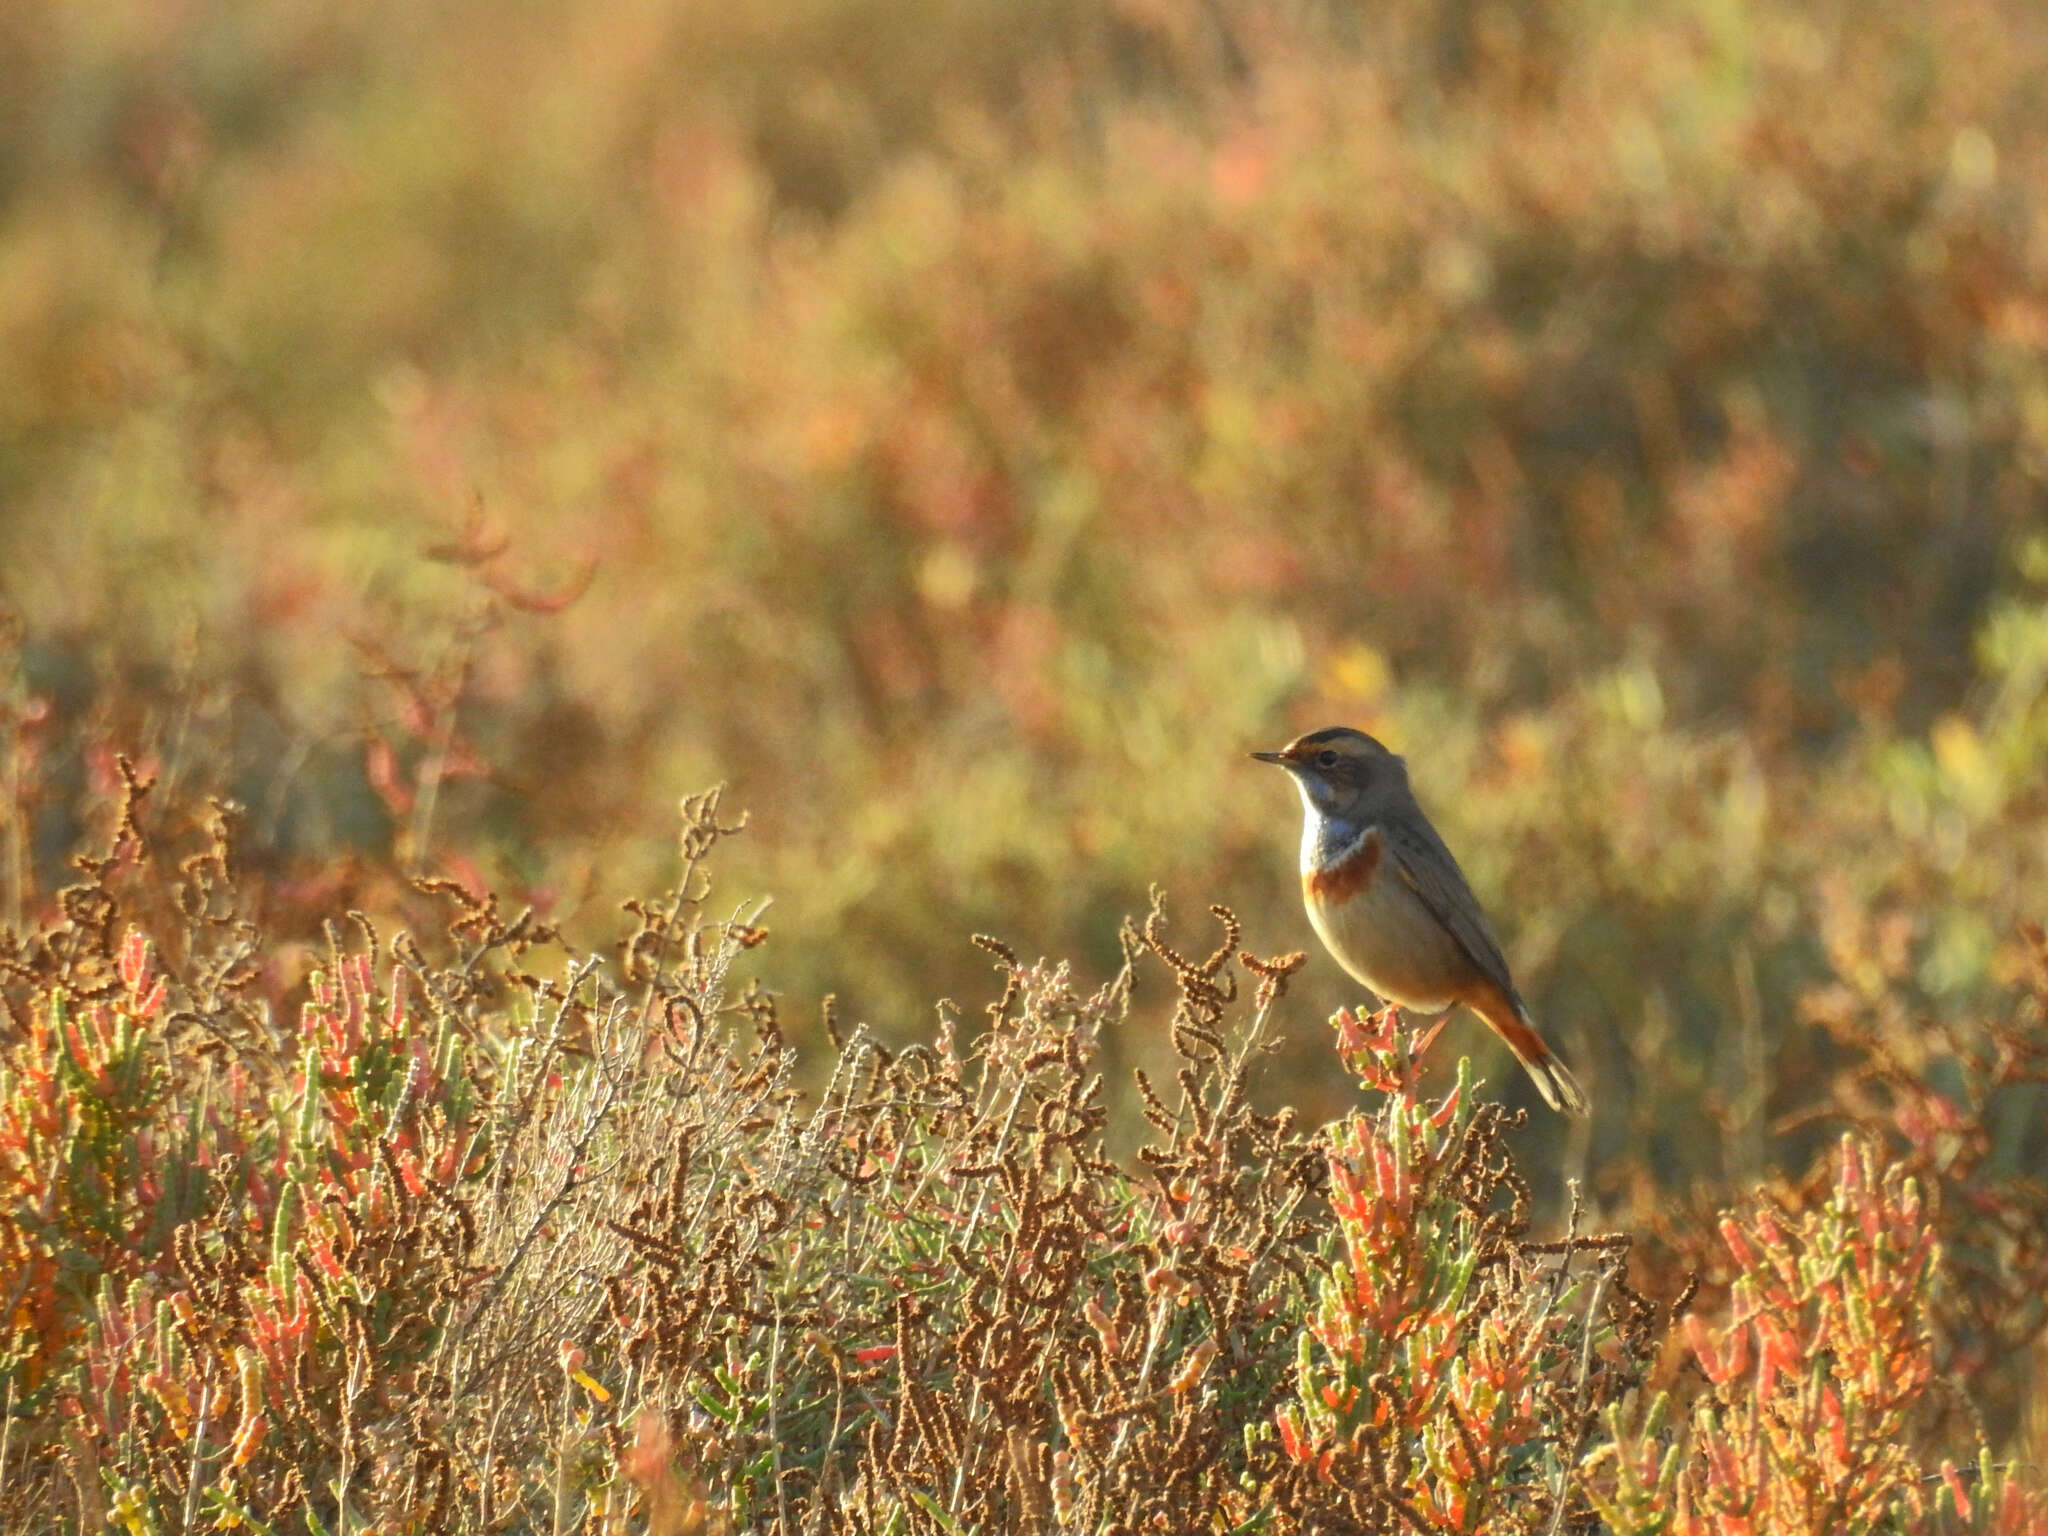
[1316,749,1340,769]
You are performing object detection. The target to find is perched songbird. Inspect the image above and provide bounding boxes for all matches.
[1254,726,1589,1117]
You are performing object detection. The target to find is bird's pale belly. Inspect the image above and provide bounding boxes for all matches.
[1305,870,1471,1013]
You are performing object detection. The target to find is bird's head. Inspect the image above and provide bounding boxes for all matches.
[1251,726,1407,820]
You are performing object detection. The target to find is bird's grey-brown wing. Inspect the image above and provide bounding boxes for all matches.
[1379,811,1522,1005]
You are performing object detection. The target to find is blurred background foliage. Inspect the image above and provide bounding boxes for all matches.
[3,0,2048,1200]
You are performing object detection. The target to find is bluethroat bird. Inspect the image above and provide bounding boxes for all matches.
[1255,726,1589,1117]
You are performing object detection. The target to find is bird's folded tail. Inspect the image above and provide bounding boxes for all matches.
[1466,987,1590,1118]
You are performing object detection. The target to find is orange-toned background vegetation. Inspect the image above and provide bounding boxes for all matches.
[4,0,2047,1393]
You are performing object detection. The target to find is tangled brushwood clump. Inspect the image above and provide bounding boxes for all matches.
[0,769,2044,1533]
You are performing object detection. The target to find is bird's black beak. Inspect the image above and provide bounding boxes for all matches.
[1250,749,1288,765]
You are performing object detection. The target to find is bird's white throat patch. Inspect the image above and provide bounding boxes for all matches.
[1300,809,1377,877]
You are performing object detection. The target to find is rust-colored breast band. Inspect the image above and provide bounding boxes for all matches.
[1305,827,1383,905]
